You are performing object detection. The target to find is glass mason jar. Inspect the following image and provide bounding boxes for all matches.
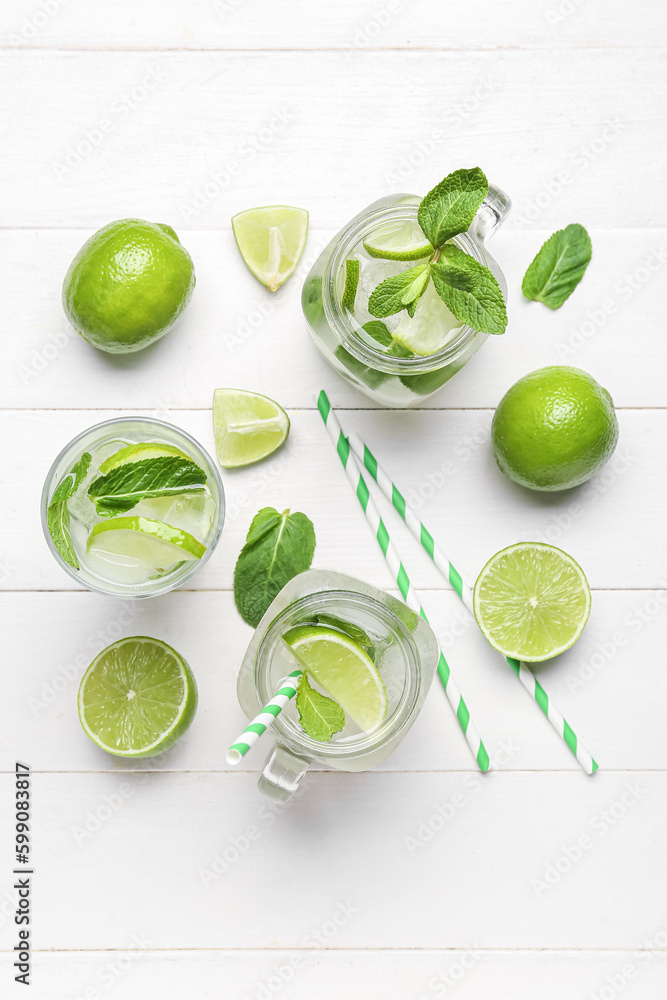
[41,416,224,598]
[236,569,439,801]
[302,186,511,407]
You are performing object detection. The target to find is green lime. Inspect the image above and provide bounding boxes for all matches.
[63,219,195,354]
[492,366,618,491]
[232,206,308,291]
[87,516,206,569]
[78,636,197,757]
[342,258,359,312]
[98,441,190,474]
[473,542,591,662]
[281,625,387,731]
[213,388,289,468]
[363,219,433,261]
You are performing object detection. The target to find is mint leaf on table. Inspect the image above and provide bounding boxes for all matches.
[234,507,316,627]
[368,263,429,318]
[295,672,345,742]
[46,451,91,569]
[431,245,507,334]
[88,457,207,517]
[521,223,592,309]
[417,167,488,247]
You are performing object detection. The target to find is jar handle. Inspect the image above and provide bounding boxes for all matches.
[257,745,310,803]
[468,182,512,243]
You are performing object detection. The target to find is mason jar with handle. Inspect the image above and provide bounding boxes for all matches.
[302,185,511,407]
[236,569,439,802]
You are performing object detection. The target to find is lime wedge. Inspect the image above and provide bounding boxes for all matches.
[342,258,359,312]
[87,516,206,569]
[391,281,463,356]
[78,636,197,757]
[281,625,387,731]
[213,388,289,468]
[98,441,190,474]
[363,219,433,261]
[232,206,308,291]
[473,542,592,662]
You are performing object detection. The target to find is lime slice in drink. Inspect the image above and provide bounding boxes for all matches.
[473,542,592,662]
[232,206,308,291]
[213,388,289,468]
[281,625,388,731]
[341,258,359,312]
[98,441,190,474]
[87,516,206,569]
[363,219,433,261]
[78,636,197,757]
[391,281,462,356]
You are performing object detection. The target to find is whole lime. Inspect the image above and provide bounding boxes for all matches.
[62,219,195,354]
[491,366,619,491]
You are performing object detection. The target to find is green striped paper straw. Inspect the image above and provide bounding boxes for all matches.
[227,670,303,765]
[317,390,491,772]
[348,431,598,776]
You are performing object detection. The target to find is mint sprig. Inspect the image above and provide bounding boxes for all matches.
[234,507,316,627]
[295,672,345,742]
[88,456,207,517]
[522,223,592,309]
[46,451,91,569]
[366,167,508,337]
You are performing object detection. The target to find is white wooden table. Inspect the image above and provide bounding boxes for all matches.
[2,2,666,996]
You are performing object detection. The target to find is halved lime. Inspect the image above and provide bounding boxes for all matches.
[363,219,433,261]
[87,516,206,569]
[232,206,308,291]
[98,441,190,474]
[78,636,197,757]
[391,280,462,356]
[281,625,387,731]
[213,388,289,468]
[473,542,592,662]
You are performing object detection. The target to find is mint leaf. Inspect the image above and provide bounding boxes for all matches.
[342,258,359,312]
[88,457,206,517]
[46,452,91,569]
[362,321,411,358]
[522,224,592,309]
[429,259,476,292]
[368,263,429,318]
[400,266,430,306]
[418,167,488,247]
[431,244,507,335]
[234,507,316,627]
[295,672,345,742]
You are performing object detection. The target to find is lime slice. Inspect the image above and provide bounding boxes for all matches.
[131,491,215,540]
[312,614,374,651]
[213,388,289,468]
[87,516,206,569]
[363,219,433,261]
[473,542,592,662]
[281,625,387,731]
[232,206,308,291]
[98,441,190,474]
[392,281,463,356]
[78,636,197,757]
[342,258,359,312]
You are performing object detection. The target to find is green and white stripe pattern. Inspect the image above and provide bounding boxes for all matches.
[226,670,302,765]
[348,431,598,776]
[317,391,491,772]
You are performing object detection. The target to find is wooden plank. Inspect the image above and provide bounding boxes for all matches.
[0,769,663,950]
[1,587,663,773]
[1,0,663,51]
[2,408,663,592]
[2,228,666,410]
[0,50,663,230]
[2,948,667,1000]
